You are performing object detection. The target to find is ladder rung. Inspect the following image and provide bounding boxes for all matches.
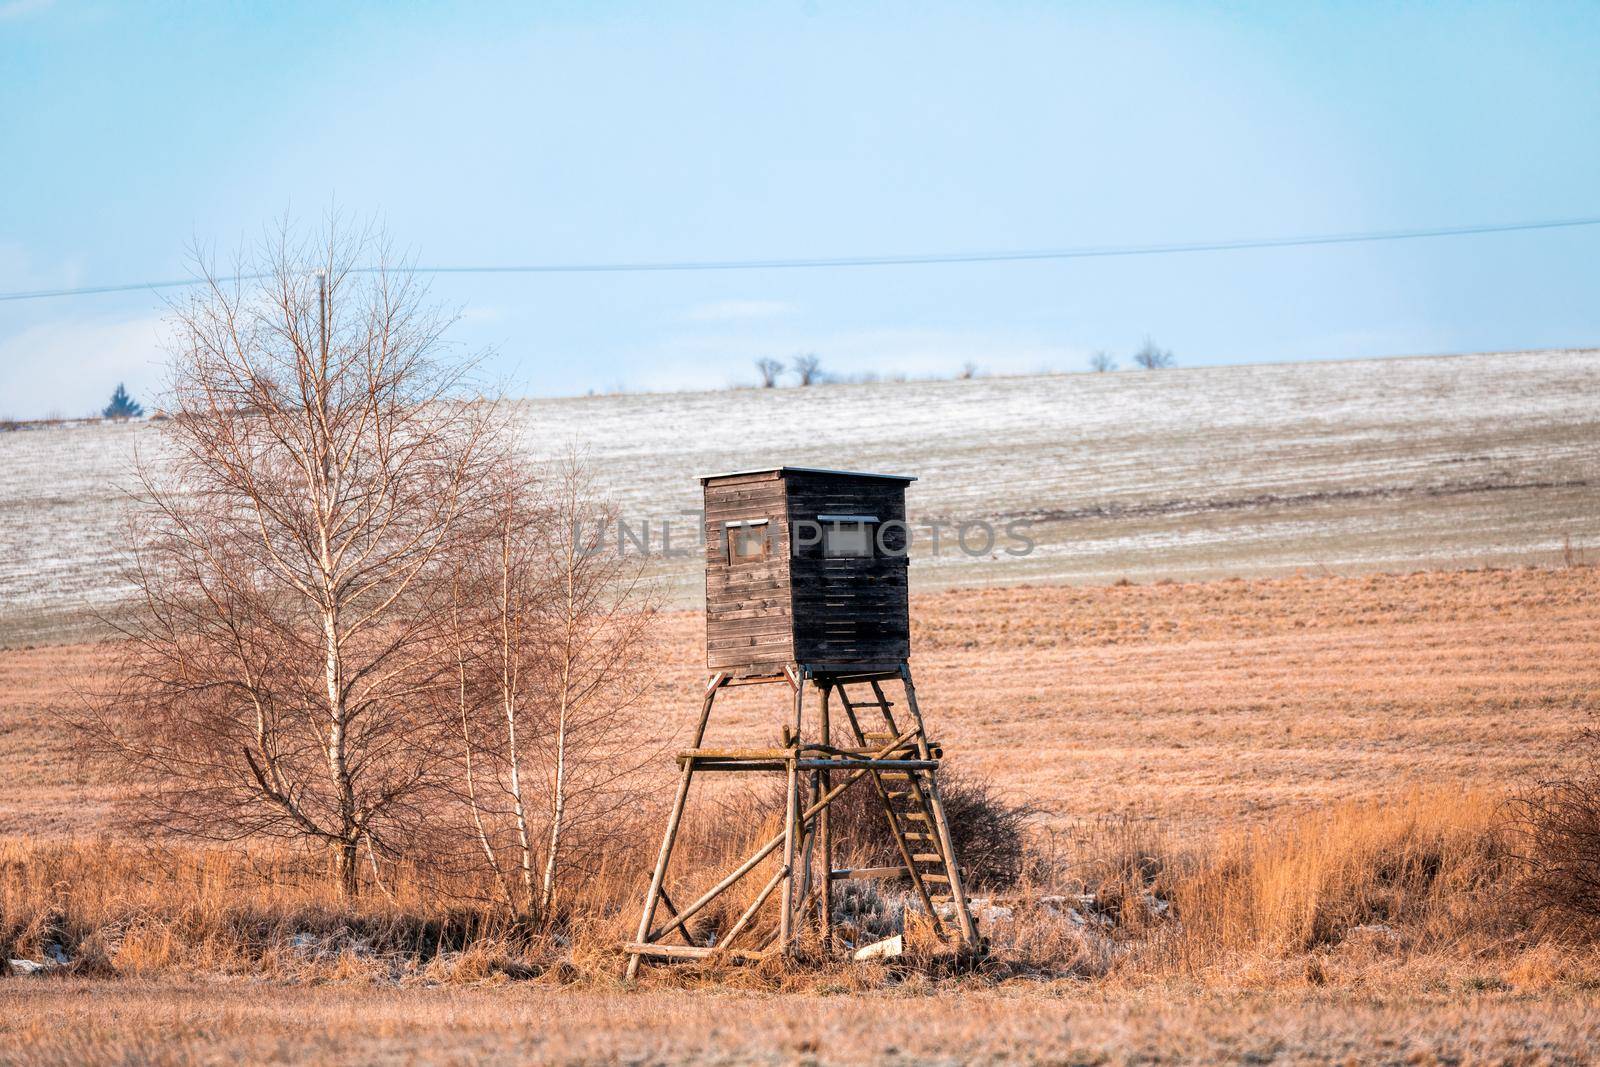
[881,772,911,781]
[905,832,935,841]
[912,853,941,862]
[921,873,950,883]
[904,812,929,821]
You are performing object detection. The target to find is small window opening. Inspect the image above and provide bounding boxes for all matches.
[819,514,877,559]
[725,519,771,564]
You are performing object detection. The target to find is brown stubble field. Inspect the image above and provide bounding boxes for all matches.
[4,565,1596,838]
[635,564,1600,834]
[3,564,1600,1064]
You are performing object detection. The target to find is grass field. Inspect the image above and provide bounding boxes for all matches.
[4,352,1600,1062]
[4,565,1599,1062]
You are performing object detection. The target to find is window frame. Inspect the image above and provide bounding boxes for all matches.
[818,513,879,560]
[724,518,772,565]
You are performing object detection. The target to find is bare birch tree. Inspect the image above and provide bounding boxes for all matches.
[82,215,504,897]
[532,454,659,916]
[440,465,548,915]
[439,453,659,921]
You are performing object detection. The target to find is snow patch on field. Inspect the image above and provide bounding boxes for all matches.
[2,349,1598,644]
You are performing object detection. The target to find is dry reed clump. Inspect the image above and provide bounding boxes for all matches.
[1130,789,1516,982]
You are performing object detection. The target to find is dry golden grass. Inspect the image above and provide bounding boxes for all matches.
[9,788,1600,1062]
[0,784,1592,979]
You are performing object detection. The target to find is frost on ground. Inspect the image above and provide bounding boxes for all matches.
[2,349,1598,644]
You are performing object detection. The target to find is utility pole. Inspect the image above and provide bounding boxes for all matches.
[317,270,328,367]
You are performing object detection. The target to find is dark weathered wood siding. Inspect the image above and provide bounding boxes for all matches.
[783,471,911,667]
[703,468,913,674]
[704,471,794,672]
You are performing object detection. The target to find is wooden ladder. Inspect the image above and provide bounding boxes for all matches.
[834,673,978,945]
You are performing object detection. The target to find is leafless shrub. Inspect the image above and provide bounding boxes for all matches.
[958,361,978,380]
[1508,747,1600,939]
[791,353,823,386]
[807,767,1032,890]
[754,357,784,388]
[1088,350,1117,373]
[1132,338,1174,370]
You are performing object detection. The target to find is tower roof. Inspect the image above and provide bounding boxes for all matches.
[698,465,916,485]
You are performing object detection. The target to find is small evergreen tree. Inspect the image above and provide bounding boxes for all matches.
[103,383,144,419]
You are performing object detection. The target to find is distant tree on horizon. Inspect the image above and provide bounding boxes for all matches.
[1132,338,1175,370]
[103,383,144,419]
[755,357,784,388]
[1089,350,1118,372]
[792,352,823,386]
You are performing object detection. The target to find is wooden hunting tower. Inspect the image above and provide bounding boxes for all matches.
[625,467,980,977]
[703,466,913,677]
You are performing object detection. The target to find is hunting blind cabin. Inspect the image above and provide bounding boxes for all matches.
[624,467,979,976]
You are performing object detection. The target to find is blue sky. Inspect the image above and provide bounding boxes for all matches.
[2,1,1597,418]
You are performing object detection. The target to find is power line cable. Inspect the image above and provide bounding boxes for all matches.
[3,215,1597,303]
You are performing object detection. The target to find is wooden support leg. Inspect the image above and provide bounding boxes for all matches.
[778,670,807,953]
[692,672,728,747]
[778,752,799,950]
[625,673,724,979]
[626,759,695,981]
[817,683,833,948]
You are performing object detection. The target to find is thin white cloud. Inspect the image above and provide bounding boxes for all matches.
[461,304,511,324]
[0,0,55,19]
[0,314,166,420]
[681,299,797,323]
